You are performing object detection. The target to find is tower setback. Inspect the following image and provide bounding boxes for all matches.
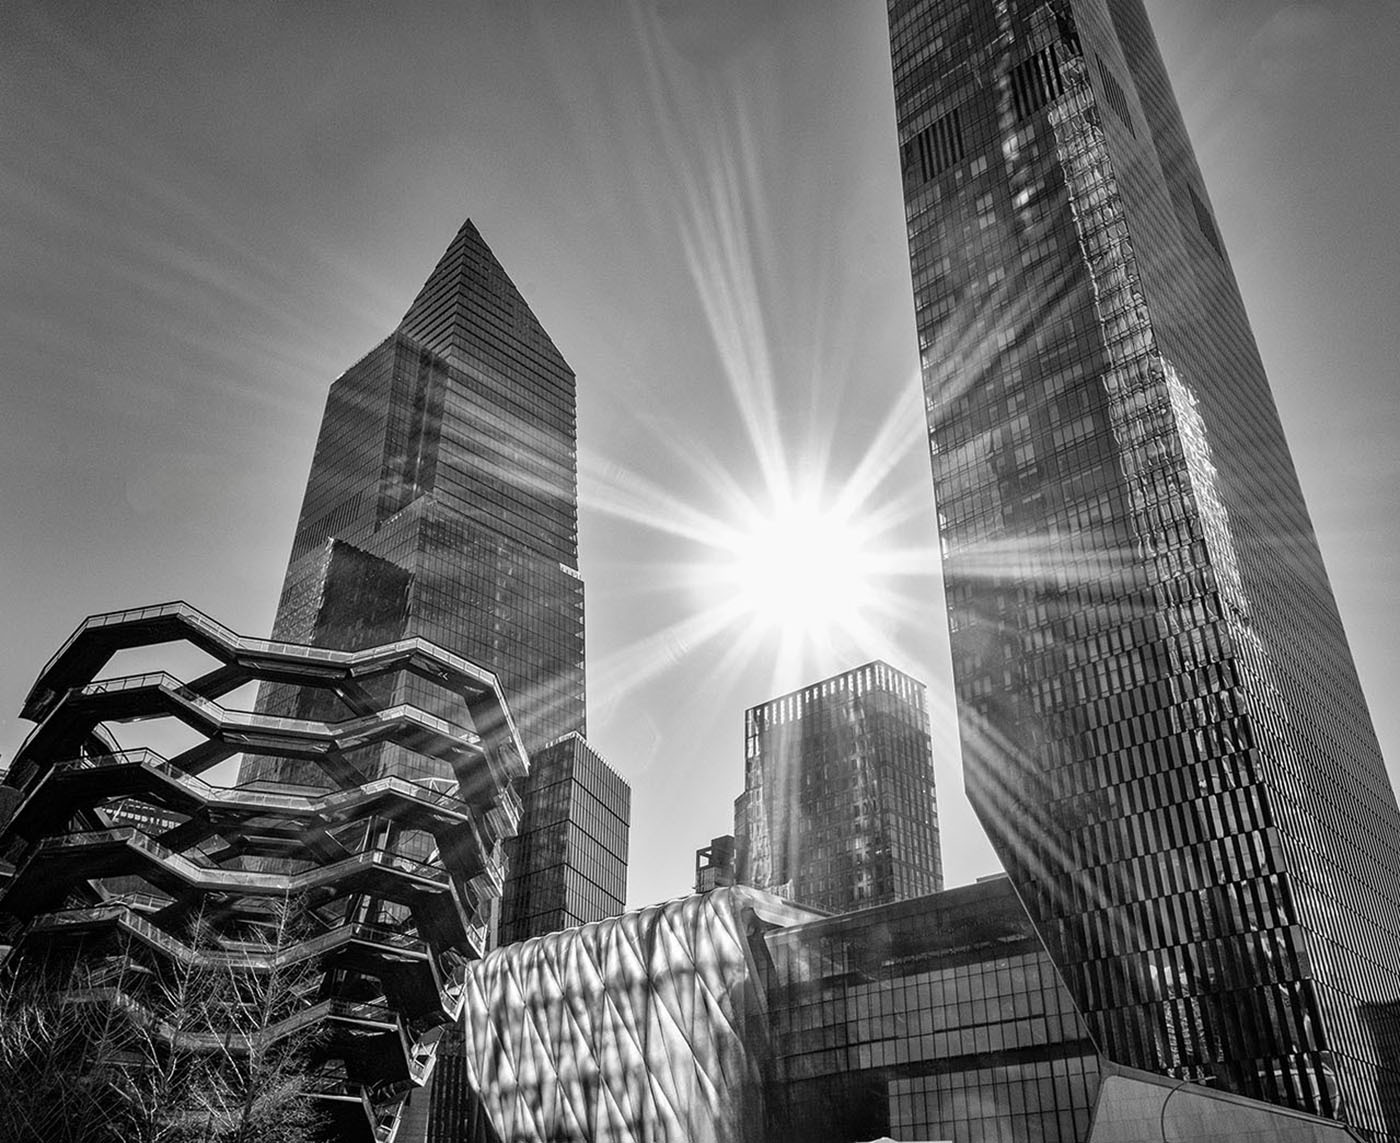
[242,219,627,936]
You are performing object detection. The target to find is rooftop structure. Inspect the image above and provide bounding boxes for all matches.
[695,834,736,894]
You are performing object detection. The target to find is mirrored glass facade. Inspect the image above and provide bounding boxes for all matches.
[240,218,628,943]
[245,219,587,772]
[497,732,630,943]
[888,1,1400,1134]
[761,878,1100,1143]
[735,660,942,913]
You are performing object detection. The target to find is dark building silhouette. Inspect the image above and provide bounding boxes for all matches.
[695,834,736,893]
[241,218,627,942]
[735,660,941,913]
[888,0,1400,1133]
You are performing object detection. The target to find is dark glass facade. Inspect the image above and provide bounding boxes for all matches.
[888,1,1400,1134]
[240,218,628,944]
[735,660,942,913]
[497,732,630,943]
[761,878,1100,1143]
[245,219,586,772]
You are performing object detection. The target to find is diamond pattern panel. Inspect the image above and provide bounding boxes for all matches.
[460,888,810,1143]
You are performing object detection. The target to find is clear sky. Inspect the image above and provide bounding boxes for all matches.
[2,1,1397,910]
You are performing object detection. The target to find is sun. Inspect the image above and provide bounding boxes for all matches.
[581,376,936,695]
[715,492,875,639]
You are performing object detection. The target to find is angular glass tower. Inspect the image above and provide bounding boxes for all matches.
[243,219,626,938]
[888,1,1400,1134]
[735,660,942,914]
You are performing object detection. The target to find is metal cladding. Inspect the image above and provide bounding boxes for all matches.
[0,601,527,1142]
[440,880,1364,1143]
[458,887,818,1143]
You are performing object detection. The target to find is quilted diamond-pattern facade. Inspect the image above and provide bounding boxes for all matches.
[458,888,817,1143]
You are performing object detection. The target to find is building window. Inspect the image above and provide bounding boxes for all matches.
[1096,56,1136,137]
[1189,185,1225,258]
[1009,44,1065,120]
[902,106,966,184]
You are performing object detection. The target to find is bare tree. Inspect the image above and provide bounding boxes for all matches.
[0,896,326,1143]
[196,895,327,1143]
[0,957,113,1143]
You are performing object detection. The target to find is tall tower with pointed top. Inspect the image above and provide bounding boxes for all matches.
[244,219,626,938]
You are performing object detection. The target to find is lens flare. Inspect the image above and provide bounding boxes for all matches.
[716,494,872,638]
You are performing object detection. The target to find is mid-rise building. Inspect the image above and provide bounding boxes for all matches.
[497,732,630,943]
[460,888,818,1143]
[735,660,941,913]
[761,876,1100,1142]
[240,218,628,941]
[888,1,1400,1133]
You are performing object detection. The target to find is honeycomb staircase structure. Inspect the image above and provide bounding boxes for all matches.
[0,601,528,1142]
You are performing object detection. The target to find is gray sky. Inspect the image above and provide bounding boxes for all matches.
[2,1,1397,909]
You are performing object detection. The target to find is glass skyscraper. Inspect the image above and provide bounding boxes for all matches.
[243,219,627,937]
[888,1,1400,1135]
[735,660,942,914]
[497,731,630,942]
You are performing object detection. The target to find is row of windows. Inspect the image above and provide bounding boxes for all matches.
[777,1013,1086,1080]
[1010,44,1067,121]
[902,106,965,183]
[400,287,576,402]
[748,663,927,731]
[890,1055,1099,1122]
[892,0,1400,1131]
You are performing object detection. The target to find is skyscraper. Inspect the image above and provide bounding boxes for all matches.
[243,219,627,935]
[735,660,941,914]
[888,1,1400,1134]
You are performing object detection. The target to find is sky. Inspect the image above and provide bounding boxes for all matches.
[2,1,1398,910]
